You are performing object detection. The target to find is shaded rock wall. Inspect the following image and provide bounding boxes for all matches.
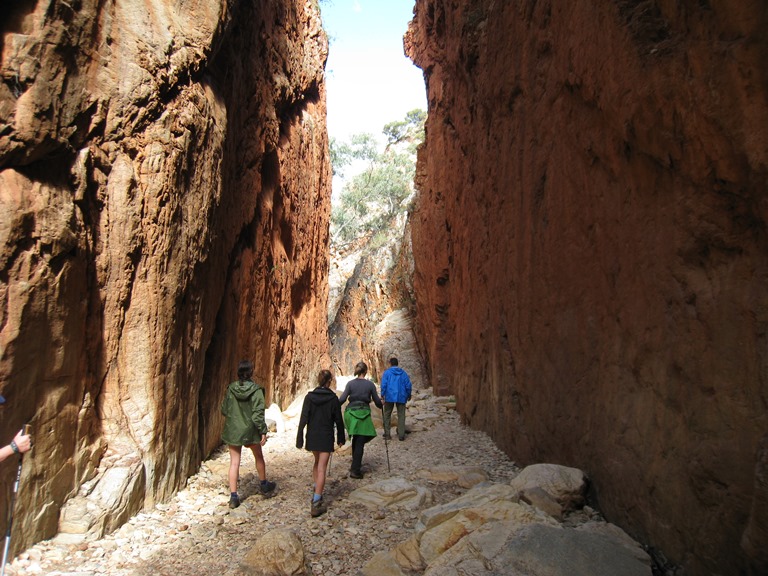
[329,220,421,382]
[0,0,330,553]
[407,1,768,574]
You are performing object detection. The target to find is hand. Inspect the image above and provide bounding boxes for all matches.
[13,430,31,454]
[260,434,268,446]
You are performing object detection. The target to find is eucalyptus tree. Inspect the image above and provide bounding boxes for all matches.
[330,109,426,244]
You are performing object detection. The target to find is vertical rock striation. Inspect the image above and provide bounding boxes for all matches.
[0,0,330,553]
[328,221,420,382]
[407,1,768,574]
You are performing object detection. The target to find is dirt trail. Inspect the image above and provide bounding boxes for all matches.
[8,391,519,576]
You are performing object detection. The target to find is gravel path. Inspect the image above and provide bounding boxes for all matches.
[8,391,520,576]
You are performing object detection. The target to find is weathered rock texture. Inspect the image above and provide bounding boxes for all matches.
[407,1,768,574]
[329,219,426,384]
[0,0,331,554]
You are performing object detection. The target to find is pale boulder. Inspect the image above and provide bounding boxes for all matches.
[392,534,425,572]
[347,477,432,509]
[360,551,408,576]
[240,529,310,576]
[283,394,306,424]
[518,486,563,520]
[575,521,653,566]
[265,403,286,434]
[419,500,556,564]
[417,482,519,531]
[424,521,651,576]
[509,463,588,510]
[416,465,488,488]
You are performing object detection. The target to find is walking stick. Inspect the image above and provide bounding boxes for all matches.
[381,407,391,473]
[2,425,28,576]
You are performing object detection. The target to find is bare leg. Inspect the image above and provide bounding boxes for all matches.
[248,443,267,481]
[312,451,320,489]
[228,445,242,493]
[313,451,331,496]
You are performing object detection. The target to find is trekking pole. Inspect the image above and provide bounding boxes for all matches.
[2,424,29,576]
[327,453,333,477]
[381,408,390,473]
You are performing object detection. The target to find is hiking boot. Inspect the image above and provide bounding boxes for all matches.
[382,433,391,440]
[349,470,364,479]
[228,494,240,509]
[399,435,405,441]
[259,480,276,496]
[310,497,327,518]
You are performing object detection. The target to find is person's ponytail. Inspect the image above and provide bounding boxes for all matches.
[318,370,333,388]
[353,361,367,377]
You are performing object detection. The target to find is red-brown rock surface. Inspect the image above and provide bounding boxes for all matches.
[328,223,423,383]
[407,1,768,574]
[0,0,331,554]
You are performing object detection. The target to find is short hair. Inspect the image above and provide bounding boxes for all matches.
[354,361,368,377]
[237,360,254,380]
[389,357,399,366]
[317,370,333,388]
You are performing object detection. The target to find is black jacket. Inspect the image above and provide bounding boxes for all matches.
[296,387,346,453]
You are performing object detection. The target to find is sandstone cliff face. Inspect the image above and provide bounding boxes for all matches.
[407,1,768,574]
[329,219,427,386]
[0,0,330,553]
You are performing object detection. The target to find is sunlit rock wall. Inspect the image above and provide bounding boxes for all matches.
[329,220,422,383]
[0,0,331,553]
[407,1,768,574]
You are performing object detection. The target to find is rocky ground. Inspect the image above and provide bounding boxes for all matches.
[5,390,523,576]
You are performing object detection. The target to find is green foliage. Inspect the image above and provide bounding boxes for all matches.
[331,109,426,245]
[329,137,351,177]
[383,109,427,149]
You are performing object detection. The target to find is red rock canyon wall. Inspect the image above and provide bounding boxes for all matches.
[0,0,330,553]
[407,1,768,574]
[329,225,418,382]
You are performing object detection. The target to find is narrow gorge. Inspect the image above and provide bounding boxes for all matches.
[0,1,766,575]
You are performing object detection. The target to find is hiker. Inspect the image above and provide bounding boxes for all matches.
[221,360,276,508]
[380,357,412,441]
[339,361,383,479]
[296,369,346,517]
[0,395,31,463]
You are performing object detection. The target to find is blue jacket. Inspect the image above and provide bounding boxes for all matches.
[381,367,412,404]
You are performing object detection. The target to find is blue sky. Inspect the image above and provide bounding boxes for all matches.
[320,0,427,143]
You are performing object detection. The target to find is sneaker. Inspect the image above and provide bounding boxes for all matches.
[259,480,276,495]
[228,495,240,509]
[310,497,327,517]
[349,470,364,479]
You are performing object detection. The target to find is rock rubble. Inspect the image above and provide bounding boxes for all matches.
[5,391,650,575]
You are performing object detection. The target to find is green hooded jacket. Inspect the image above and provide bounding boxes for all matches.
[221,379,267,446]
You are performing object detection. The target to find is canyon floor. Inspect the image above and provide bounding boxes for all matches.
[5,389,518,575]
[5,389,631,576]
